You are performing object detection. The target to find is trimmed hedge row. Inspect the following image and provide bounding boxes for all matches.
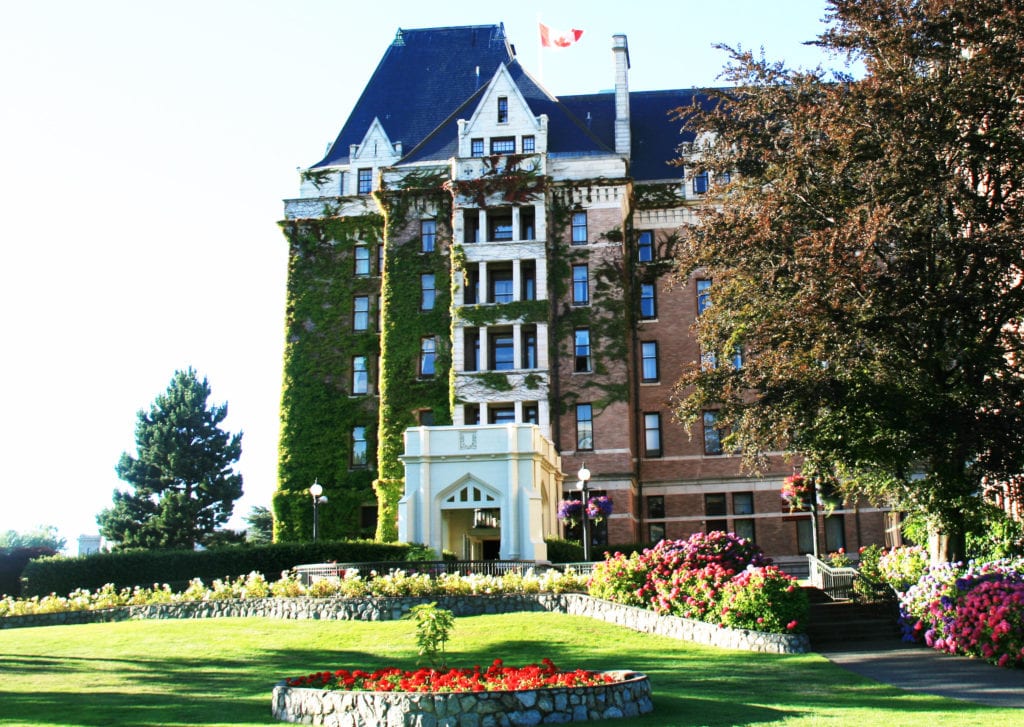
[0,547,59,598]
[20,540,417,597]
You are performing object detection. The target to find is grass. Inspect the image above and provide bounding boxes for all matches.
[0,613,1020,726]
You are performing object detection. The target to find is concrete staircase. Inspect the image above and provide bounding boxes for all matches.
[804,587,902,647]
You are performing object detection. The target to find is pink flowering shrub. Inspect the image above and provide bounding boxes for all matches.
[877,545,930,591]
[587,551,648,607]
[587,533,805,634]
[715,566,807,633]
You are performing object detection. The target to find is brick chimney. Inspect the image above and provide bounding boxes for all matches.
[613,34,631,158]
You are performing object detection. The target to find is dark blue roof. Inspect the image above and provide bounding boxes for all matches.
[313,25,515,168]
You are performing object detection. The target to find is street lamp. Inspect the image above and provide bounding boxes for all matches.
[576,464,592,561]
[309,480,328,542]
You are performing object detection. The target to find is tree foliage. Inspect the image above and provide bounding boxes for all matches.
[0,525,66,553]
[243,505,274,544]
[672,0,1024,561]
[97,369,243,549]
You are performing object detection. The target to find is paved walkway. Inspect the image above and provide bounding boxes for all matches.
[819,640,1024,709]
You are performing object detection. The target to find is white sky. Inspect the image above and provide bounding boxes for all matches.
[0,0,842,551]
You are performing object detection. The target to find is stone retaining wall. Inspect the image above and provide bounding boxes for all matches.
[271,671,653,726]
[0,594,810,654]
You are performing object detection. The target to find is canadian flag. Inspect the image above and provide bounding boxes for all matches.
[539,23,583,49]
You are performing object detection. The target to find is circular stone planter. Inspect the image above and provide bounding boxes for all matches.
[271,670,653,726]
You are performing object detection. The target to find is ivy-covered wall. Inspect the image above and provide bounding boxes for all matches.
[275,215,384,542]
[373,184,455,541]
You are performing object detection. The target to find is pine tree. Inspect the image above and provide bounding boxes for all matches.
[98,368,243,549]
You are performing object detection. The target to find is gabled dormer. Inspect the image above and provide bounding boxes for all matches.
[344,117,403,196]
[457,64,548,159]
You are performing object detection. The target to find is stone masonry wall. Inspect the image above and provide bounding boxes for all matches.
[0,593,810,654]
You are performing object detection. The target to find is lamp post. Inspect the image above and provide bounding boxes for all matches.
[309,480,328,542]
[576,464,591,561]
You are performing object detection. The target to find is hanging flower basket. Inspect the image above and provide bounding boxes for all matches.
[558,496,613,527]
[780,475,810,511]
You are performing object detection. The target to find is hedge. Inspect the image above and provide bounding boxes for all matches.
[20,540,416,597]
[0,547,58,598]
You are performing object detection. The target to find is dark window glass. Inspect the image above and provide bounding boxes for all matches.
[353,296,369,331]
[522,328,537,369]
[576,403,593,450]
[524,404,539,424]
[825,516,846,552]
[471,138,484,157]
[644,413,662,457]
[358,168,372,194]
[692,171,709,194]
[489,407,516,424]
[574,328,591,372]
[734,519,755,542]
[497,97,509,123]
[647,495,665,519]
[464,330,480,371]
[420,337,436,377]
[490,268,514,303]
[697,279,712,314]
[419,410,435,426]
[490,331,514,370]
[351,426,367,467]
[638,230,653,262]
[352,356,368,395]
[490,137,515,154]
[521,261,536,300]
[640,283,656,319]
[705,493,727,517]
[522,135,535,153]
[421,220,436,252]
[354,245,369,276]
[641,341,658,382]
[571,212,587,244]
[648,523,666,543]
[733,492,755,515]
[703,411,723,455]
[421,274,436,311]
[572,264,589,305]
[797,519,814,555]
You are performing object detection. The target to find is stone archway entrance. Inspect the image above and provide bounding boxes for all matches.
[439,479,502,560]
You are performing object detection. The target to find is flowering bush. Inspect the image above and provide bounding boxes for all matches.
[285,658,615,693]
[878,546,930,592]
[586,533,803,634]
[852,545,893,602]
[826,549,850,568]
[715,566,806,633]
[588,551,648,607]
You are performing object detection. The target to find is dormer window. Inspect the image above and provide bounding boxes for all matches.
[497,96,509,123]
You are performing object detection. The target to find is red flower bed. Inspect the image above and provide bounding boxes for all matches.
[285,658,615,693]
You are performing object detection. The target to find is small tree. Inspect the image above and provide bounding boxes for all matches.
[97,368,243,549]
[0,525,66,552]
[243,505,274,544]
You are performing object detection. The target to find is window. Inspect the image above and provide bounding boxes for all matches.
[705,493,727,532]
[354,245,370,276]
[692,171,709,195]
[490,137,515,154]
[489,268,514,303]
[419,409,435,426]
[571,211,588,244]
[464,330,480,371]
[637,230,654,262]
[647,495,665,519]
[520,207,536,240]
[522,135,535,153]
[353,296,369,331]
[521,261,536,300]
[357,168,372,195]
[420,273,436,311]
[717,171,732,185]
[352,356,368,395]
[490,331,515,370]
[464,269,479,304]
[421,219,436,252]
[360,505,378,533]
[734,518,756,542]
[703,411,723,455]
[464,404,480,425]
[825,515,846,553]
[640,283,656,319]
[697,278,712,314]
[378,244,385,274]
[576,403,593,450]
[524,403,539,424]
[420,337,436,377]
[648,523,666,543]
[641,341,659,382]
[572,264,589,305]
[489,407,516,424]
[351,426,367,468]
[471,138,484,157]
[497,96,508,123]
[489,211,513,241]
[731,347,744,370]
[733,492,754,515]
[796,519,814,555]
[644,412,662,457]
[574,328,591,373]
[522,328,537,369]
[464,213,480,243]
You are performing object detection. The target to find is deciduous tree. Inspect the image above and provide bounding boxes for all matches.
[673,0,1024,562]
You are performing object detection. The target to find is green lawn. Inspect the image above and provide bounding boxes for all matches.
[0,613,1018,726]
